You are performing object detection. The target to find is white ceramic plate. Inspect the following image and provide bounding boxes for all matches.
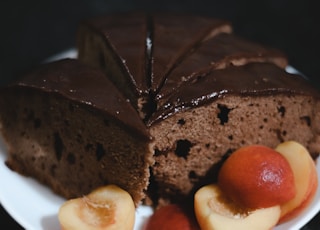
[1,49,319,230]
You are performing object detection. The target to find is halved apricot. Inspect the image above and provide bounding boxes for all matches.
[275,141,318,223]
[218,145,296,209]
[58,184,135,230]
[194,184,281,230]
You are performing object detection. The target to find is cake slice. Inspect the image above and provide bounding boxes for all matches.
[147,62,320,206]
[77,12,150,118]
[156,33,288,105]
[0,59,154,205]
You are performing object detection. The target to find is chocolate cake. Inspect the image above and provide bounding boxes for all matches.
[1,13,320,207]
[0,59,154,205]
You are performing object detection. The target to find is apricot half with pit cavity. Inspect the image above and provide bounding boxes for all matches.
[194,184,281,230]
[58,184,135,230]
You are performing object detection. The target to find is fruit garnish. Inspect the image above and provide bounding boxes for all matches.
[194,184,281,230]
[217,145,296,209]
[143,204,200,230]
[275,141,318,223]
[58,184,135,230]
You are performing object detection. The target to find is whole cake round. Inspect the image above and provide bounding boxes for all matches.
[1,12,320,208]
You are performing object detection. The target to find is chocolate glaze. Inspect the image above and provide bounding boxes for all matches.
[148,62,320,126]
[51,14,319,131]
[151,13,232,94]
[81,13,232,99]
[7,59,150,139]
[82,12,149,95]
[157,33,288,102]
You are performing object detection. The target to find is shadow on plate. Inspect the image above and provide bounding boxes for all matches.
[41,213,60,230]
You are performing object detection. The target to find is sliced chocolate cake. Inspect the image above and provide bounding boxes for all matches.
[0,59,154,205]
[1,13,320,209]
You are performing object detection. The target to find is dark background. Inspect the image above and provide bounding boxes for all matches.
[1,0,320,87]
[1,0,320,229]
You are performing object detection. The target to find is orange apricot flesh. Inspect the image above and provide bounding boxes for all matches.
[143,204,200,230]
[58,184,135,230]
[275,141,318,223]
[194,184,281,230]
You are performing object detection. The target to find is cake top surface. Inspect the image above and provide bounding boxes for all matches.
[150,13,232,94]
[80,12,232,97]
[157,32,288,101]
[81,12,149,95]
[78,12,319,126]
[4,58,150,139]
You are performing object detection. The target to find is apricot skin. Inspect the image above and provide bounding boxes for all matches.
[218,145,296,209]
[143,204,200,230]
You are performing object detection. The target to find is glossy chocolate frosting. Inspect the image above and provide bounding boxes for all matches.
[151,13,232,94]
[82,12,149,95]
[8,58,150,139]
[157,33,288,101]
[81,13,232,98]
[148,62,320,125]
[76,13,319,129]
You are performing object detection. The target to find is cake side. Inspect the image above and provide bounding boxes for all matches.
[0,59,154,205]
[149,95,320,206]
[148,63,320,206]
